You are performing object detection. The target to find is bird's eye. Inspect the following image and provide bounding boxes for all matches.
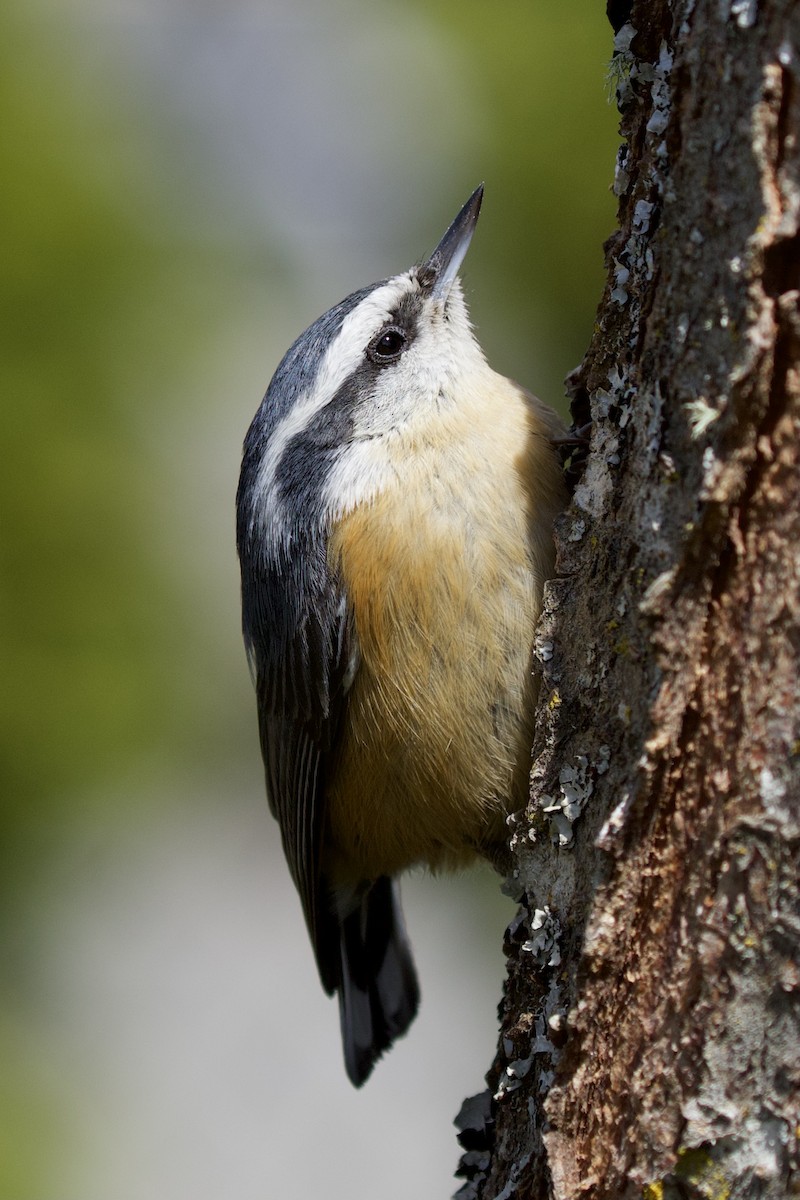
[367,326,407,364]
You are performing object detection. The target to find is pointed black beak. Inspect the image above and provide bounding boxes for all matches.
[423,183,484,300]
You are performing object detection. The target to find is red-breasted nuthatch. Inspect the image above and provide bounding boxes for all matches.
[236,185,567,1086]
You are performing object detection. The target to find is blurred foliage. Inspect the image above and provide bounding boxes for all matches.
[0,0,617,1193]
[0,14,220,1184]
[0,7,234,866]
[0,1010,73,1200]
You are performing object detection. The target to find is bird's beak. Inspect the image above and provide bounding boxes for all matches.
[425,183,484,301]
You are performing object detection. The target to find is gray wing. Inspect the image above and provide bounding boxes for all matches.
[242,536,355,995]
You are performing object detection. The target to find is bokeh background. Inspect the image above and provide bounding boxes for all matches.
[2,1,618,1196]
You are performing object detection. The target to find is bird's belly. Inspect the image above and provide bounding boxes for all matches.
[325,478,542,884]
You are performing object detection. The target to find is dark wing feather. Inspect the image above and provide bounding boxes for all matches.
[236,291,424,1080]
[239,532,420,1084]
[241,534,353,995]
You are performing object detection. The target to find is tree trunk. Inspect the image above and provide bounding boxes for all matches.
[456,2,800,1197]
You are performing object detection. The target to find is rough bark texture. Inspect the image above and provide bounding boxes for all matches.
[456,2,800,1198]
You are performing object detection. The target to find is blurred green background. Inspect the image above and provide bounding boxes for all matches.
[2,1,617,1196]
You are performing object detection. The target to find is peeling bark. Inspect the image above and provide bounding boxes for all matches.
[457,3,800,1198]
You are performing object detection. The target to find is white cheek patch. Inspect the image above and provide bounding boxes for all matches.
[324,337,441,516]
[325,299,487,519]
[252,274,414,541]
[322,435,399,522]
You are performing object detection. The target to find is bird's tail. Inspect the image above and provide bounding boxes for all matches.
[337,876,420,1086]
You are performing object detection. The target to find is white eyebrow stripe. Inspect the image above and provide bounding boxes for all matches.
[252,275,413,541]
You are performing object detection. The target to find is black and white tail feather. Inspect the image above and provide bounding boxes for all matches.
[337,878,419,1085]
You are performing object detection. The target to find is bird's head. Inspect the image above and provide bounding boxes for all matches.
[238,184,487,549]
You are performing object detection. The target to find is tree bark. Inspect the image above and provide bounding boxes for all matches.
[456,2,800,1197]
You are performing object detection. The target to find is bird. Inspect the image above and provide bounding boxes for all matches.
[236,184,567,1086]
